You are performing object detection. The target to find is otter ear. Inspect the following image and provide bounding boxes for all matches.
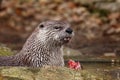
[39,24,44,28]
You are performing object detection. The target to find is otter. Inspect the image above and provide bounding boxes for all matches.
[0,20,73,67]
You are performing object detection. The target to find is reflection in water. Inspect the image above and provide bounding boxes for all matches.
[81,62,120,80]
[81,62,120,69]
[117,72,120,80]
[65,58,120,80]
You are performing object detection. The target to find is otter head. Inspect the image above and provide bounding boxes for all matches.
[36,20,74,46]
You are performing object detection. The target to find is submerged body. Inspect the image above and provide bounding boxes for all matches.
[0,20,73,67]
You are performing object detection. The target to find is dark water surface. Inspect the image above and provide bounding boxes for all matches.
[82,62,120,70]
[82,62,120,80]
[65,59,120,80]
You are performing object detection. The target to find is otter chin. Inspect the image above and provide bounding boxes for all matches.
[0,20,73,67]
[61,37,72,44]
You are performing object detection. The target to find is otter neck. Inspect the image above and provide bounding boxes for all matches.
[16,32,64,67]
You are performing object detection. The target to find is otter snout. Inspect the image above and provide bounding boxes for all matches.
[65,28,73,34]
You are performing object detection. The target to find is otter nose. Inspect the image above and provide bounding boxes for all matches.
[65,28,73,34]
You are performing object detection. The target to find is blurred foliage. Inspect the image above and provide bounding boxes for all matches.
[0,0,120,56]
[83,4,110,17]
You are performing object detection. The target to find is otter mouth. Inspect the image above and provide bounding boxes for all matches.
[62,37,71,43]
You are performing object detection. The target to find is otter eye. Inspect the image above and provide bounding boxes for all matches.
[39,24,44,28]
[54,26,63,30]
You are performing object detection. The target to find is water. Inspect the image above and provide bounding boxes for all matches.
[82,62,120,70]
[82,62,120,80]
[65,59,120,80]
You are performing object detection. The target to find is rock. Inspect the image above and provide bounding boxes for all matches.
[106,69,120,80]
[0,67,111,80]
[104,52,116,57]
[63,47,82,56]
